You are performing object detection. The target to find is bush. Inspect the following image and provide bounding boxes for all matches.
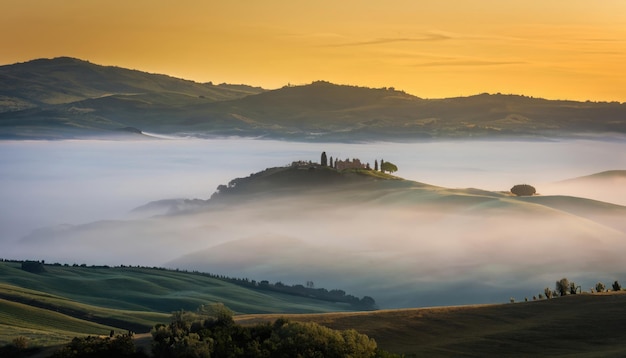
[595,282,606,292]
[51,334,144,358]
[510,184,536,196]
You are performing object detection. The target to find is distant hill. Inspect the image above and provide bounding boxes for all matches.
[541,170,626,206]
[1,57,625,140]
[556,170,626,183]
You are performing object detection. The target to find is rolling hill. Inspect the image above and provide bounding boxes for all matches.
[8,165,626,309]
[236,292,626,357]
[1,57,625,140]
[0,260,374,347]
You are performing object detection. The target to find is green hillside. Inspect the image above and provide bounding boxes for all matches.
[0,261,373,347]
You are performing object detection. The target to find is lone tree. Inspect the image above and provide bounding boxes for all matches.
[556,277,569,296]
[381,161,398,174]
[321,152,328,167]
[510,184,536,196]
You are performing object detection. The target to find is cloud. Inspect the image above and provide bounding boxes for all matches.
[413,60,526,68]
[326,33,451,47]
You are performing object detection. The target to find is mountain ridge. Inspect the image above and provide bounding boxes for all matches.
[1,57,625,140]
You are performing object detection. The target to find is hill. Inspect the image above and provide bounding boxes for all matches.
[1,57,625,140]
[9,164,626,309]
[236,292,626,357]
[541,170,626,206]
[0,57,265,138]
[0,260,375,347]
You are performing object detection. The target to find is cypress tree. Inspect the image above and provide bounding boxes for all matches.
[321,152,328,166]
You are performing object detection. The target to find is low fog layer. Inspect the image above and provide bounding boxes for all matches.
[1,138,625,307]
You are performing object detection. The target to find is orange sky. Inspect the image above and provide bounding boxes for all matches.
[2,1,626,101]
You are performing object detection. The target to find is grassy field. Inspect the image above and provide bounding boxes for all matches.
[3,257,626,357]
[236,292,626,357]
[0,261,364,347]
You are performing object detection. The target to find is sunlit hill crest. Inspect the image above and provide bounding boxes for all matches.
[1,57,625,140]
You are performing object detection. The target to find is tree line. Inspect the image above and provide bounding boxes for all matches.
[5,259,377,310]
[33,303,399,358]
[321,151,398,174]
[513,277,623,302]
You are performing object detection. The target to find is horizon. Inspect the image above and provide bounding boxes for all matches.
[5,55,626,104]
[2,1,626,103]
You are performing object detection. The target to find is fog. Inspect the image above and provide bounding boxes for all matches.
[1,137,625,307]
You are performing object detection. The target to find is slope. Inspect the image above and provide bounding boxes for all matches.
[2,57,626,140]
[237,292,626,357]
[0,57,264,109]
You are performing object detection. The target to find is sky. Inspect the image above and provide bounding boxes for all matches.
[2,1,626,102]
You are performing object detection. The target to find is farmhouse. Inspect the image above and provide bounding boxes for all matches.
[335,158,366,170]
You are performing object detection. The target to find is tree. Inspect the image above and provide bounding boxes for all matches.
[381,161,398,174]
[510,184,536,196]
[595,282,606,293]
[21,260,45,273]
[612,280,622,291]
[321,151,328,167]
[329,156,333,168]
[556,278,569,296]
[380,159,384,172]
[197,302,234,326]
[544,287,553,299]
[569,282,581,295]
[374,160,378,171]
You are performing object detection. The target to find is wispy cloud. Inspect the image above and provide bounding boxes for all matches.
[413,60,525,68]
[326,33,451,47]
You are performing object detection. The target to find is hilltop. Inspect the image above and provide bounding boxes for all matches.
[1,57,625,140]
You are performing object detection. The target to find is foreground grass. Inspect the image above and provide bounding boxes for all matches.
[236,292,626,357]
[0,298,120,347]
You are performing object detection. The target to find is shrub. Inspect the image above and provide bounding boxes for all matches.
[595,282,606,292]
[510,184,536,196]
[12,337,28,350]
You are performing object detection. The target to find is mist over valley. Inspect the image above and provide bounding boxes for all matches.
[2,138,625,308]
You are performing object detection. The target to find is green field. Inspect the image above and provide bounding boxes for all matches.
[0,261,364,347]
